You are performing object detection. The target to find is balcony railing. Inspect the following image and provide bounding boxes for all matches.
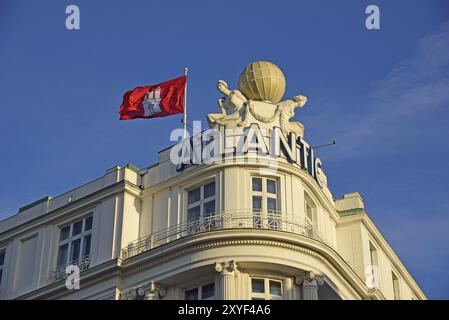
[53,256,91,282]
[122,210,327,260]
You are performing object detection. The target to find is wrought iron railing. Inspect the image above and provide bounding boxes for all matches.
[53,256,91,282]
[121,210,327,260]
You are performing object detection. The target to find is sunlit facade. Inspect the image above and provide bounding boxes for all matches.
[0,62,426,300]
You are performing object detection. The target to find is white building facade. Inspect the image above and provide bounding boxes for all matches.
[0,62,426,300]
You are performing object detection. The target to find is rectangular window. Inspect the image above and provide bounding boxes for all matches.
[368,241,379,289]
[305,201,313,222]
[185,287,199,300]
[201,283,215,300]
[252,177,280,229]
[185,282,215,300]
[252,196,262,228]
[60,226,70,241]
[85,216,93,231]
[203,201,215,216]
[188,206,201,223]
[251,278,283,300]
[304,194,317,239]
[251,278,265,293]
[252,196,262,212]
[267,179,276,194]
[83,234,92,257]
[269,280,282,296]
[187,181,217,232]
[392,271,400,300]
[70,238,81,264]
[188,187,201,204]
[0,250,5,287]
[203,182,215,199]
[267,198,277,212]
[57,244,68,268]
[72,220,83,236]
[57,216,93,270]
[252,178,262,192]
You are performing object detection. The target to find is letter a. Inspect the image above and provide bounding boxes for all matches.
[66,5,80,30]
[65,265,80,289]
[365,5,380,30]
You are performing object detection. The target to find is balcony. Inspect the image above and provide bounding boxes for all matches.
[122,210,328,260]
[53,256,91,282]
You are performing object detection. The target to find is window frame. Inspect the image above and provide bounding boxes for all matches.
[250,277,283,300]
[187,181,217,232]
[251,177,280,229]
[368,241,380,289]
[304,195,316,226]
[184,282,215,300]
[56,215,93,269]
[391,270,401,300]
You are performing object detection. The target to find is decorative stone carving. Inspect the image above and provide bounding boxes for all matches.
[207,81,248,129]
[207,62,308,137]
[120,281,165,300]
[278,95,307,137]
[215,260,239,299]
[295,271,324,300]
[217,80,248,115]
[215,260,239,276]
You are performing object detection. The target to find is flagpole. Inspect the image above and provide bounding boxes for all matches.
[183,67,188,139]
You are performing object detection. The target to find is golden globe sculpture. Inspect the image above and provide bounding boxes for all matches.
[238,61,286,103]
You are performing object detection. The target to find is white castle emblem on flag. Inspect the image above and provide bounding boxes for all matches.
[142,87,162,116]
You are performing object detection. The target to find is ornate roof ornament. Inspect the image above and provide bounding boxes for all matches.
[207,61,308,137]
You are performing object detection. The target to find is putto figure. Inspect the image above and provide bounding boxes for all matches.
[278,95,307,137]
[207,80,247,128]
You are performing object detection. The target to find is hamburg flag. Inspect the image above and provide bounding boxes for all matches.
[119,75,187,120]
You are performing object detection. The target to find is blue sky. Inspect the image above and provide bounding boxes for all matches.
[1,0,448,299]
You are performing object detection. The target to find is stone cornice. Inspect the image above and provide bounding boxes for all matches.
[120,229,370,299]
[13,259,121,300]
[14,228,423,300]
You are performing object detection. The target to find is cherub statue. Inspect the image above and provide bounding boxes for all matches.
[278,95,308,137]
[216,80,247,115]
[207,80,248,128]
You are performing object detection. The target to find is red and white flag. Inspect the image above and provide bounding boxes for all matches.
[119,75,187,120]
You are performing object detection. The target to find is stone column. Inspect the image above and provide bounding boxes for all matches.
[144,281,165,300]
[296,271,324,300]
[215,260,239,299]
